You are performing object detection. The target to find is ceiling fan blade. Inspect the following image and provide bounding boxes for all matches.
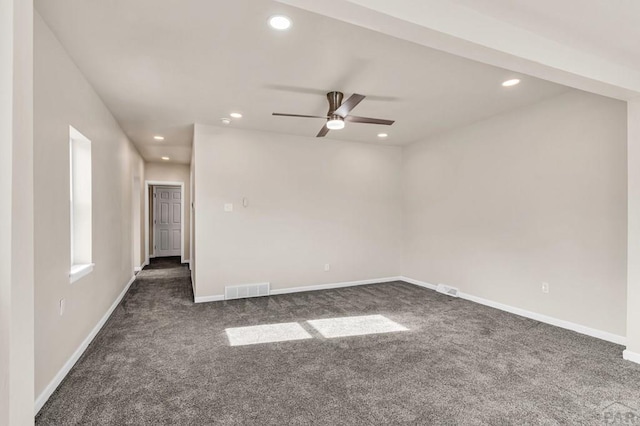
[316,124,330,137]
[272,113,328,119]
[334,93,366,117]
[265,84,329,96]
[345,115,395,126]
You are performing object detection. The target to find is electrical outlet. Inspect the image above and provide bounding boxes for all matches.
[59,299,65,316]
[224,203,233,212]
[324,264,330,271]
[542,282,549,293]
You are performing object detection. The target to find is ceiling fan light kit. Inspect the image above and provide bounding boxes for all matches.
[273,91,394,137]
[326,115,345,130]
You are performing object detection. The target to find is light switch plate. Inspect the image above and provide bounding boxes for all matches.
[224,203,233,212]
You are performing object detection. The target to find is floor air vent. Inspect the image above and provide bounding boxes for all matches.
[225,282,270,300]
[436,284,459,297]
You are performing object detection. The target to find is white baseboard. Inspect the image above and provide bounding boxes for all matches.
[270,276,402,296]
[194,294,224,303]
[623,349,640,364]
[35,274,137,415]
[134,259,149,273]
[399,276,437,291]
[193,276,403,303]
[399,276,627,346]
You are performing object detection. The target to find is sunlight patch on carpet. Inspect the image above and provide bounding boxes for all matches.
[307,314,408,338]
[226,322,313,346]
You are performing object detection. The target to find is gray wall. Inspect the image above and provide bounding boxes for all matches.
[193,125,403,298]
[402,91,627,336]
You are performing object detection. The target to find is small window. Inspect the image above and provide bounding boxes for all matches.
[69,126,93,283]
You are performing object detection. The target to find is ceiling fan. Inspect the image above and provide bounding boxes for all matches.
[272,91,395,137]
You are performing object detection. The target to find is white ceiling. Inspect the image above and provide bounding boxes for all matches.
[35,0,571,164]
[451,0,640,71]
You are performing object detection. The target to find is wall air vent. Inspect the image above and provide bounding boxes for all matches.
[436,283,459,298]
[225,282,270,300]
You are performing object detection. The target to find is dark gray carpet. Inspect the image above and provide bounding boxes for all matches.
[36,257,640,425]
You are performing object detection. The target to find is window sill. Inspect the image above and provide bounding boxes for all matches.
[70,263,94,283]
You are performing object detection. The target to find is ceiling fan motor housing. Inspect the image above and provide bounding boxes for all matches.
[327,91,344,115]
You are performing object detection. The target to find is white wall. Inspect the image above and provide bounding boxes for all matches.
[34,13,145,402]
[0,0,12,417]
[193,125,402,298]
[190,148,196,289]
[132,174,143,269]
[1,0,34,423]
[402,91,627,336]
[144,162,191,262]
[627,98,640,357]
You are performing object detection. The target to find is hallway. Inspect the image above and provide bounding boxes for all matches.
[36,257,194,424]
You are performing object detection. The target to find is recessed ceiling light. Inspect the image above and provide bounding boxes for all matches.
[269,15,292,31]
[221,118,231,125]
[377,133,388,138]
[502,79,521,87]
[161,156,170,161]
[154,136,165,140]
[230,112,243,118]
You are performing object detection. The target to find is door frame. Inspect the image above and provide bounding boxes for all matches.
[132,176,142,272]
[144,180,185,265]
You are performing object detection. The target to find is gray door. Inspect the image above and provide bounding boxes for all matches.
[154,186,181,257]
